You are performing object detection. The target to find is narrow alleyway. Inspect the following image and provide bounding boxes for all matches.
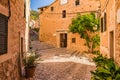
[26,29,96,80]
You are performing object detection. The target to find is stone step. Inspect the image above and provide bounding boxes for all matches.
[74,51,80,56]
[70,50,77,56]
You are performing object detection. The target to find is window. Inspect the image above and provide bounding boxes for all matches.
[72,38,76,43]
[75,0,80,6]
[62,10,66,18]
[51,7,54,11]
[0,13,8,54]
[101,13,107,32]
[41,8,43,11]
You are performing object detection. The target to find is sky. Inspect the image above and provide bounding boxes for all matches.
[30,0,55,11]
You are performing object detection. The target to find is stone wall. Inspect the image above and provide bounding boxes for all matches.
[100,0,116,57]
[39,0,100,52]
[100,0,120,65]
[0,54,20,80]
[0,0,26,79]
[115,0,120,66]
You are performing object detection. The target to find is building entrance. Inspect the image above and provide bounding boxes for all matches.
[60,33,67,48]
[110,31,114,58]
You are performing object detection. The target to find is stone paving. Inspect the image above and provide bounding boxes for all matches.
[24,30,96,80]
[23,40,96,80]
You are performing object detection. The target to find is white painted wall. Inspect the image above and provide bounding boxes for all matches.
[60,0,68,4]
[25,0,30,52]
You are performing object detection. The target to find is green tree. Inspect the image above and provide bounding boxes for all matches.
[69,13,100,53]
[30,10,39,20]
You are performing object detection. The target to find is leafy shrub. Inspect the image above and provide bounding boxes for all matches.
[33,28,39,32]
[91,55,120,80]
[24,52,39,68]
[92,50,100,55]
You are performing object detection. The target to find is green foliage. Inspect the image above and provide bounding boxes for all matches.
[91,34,100,49]
[92,50,100,55]
[91,55,120,80]
[69,13,99,33]
[30,10,39,20]
[69,13,100,53]
[33,28,39,32]
[24,52,38,68]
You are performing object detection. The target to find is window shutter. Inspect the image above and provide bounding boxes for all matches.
[0,13,8,54]
[101,17,103,32]
[62,10,66,18]
[104,13,107,31]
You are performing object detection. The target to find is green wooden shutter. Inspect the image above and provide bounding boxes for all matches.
[104,13,107,31]
[101,17,103,32]
[0,13,8,54]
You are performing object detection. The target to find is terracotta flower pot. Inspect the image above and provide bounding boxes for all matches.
[25,66,36,78]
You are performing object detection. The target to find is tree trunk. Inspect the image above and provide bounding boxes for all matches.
[88,42,93,53]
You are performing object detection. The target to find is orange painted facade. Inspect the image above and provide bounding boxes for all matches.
[39,0,100,52]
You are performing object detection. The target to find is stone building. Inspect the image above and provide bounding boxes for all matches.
[38,0,100,52]
[0,0,30,79]
[115,0,120,65]
[100,0,120,65]
[100,0,115,57]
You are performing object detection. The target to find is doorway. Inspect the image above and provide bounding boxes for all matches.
[110,31,114,58]
[60,33,67,48]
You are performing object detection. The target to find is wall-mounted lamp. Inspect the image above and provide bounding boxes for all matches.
[53,33,56,36]
[93,25,98,30]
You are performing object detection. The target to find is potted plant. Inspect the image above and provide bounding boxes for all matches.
[24,51,38,78]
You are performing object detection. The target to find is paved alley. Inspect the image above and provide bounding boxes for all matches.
[28,38,95,80]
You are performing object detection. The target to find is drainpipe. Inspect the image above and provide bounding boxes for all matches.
[8,0,11,19]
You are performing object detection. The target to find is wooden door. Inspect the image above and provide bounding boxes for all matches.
[60,33,67,48]
[110,31,114,58]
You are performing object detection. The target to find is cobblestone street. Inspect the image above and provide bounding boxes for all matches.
[1,0,120,80]
[26,37,96,80]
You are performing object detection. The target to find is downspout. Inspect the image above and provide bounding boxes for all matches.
[102,0,109,12]
[98,0,101,17]
[8,0,11,19]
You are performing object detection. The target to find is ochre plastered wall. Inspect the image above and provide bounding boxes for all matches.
[39,0,100,52]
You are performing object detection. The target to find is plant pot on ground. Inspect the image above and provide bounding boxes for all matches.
[25,66,36,78]
[24,52,38,78]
